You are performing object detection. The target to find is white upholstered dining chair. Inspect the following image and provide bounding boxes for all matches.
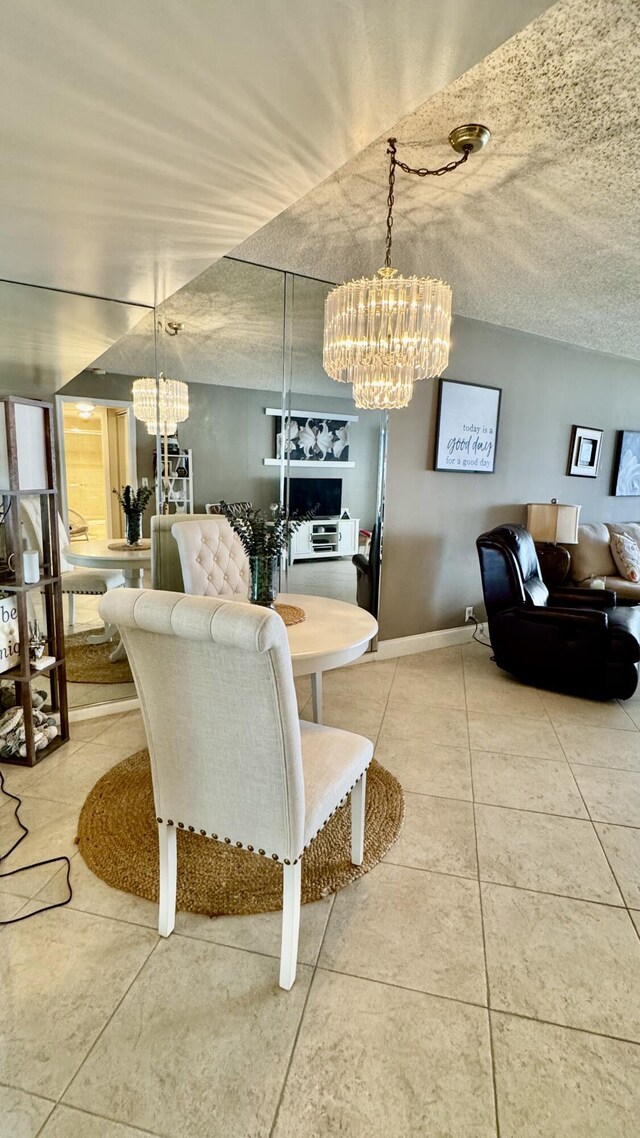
[170,516,251,599]
[19,498,125,626]
[99,587,373,989]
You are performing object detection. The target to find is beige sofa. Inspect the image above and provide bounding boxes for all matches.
[568,522,640,600]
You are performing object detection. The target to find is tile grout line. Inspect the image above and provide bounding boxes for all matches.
[268,658,399,1138]
[34,1102,162,1138]
[545,712,636,920]
[53,934,163,1111]
[267,896,336,1138]
[313,961,640,1048]
[462,648,501,1138]
[484,1002,640,1050]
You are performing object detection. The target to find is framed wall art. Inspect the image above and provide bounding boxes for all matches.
[434,379,501,474]
[613,430,640,496]
[263,407,357,468]
[567,425,603,478]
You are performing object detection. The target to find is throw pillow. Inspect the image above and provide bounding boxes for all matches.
[610,532,640,582]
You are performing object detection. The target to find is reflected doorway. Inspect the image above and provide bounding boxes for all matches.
[57,396,137,542]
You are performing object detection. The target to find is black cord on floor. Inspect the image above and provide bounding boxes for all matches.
[0,769,72,925]
[469,614,493,650]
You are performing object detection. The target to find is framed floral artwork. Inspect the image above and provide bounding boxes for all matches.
[614,430,640,496]
[567,425,603,478]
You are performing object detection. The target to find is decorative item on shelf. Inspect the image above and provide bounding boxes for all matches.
[219,501,314,608]
[0,595,20,674]
[322,125,490,410]
[613,430,640,496]
[526,500,581,586]
[567,425,604,478]
[0,396,69,766]
[28,616,55,672]
[132,374,189,513]
[8,548,40,584]
[0,687,58,759]
[28,619,46,663]
[434,379,502,474]
[113,484,154,548]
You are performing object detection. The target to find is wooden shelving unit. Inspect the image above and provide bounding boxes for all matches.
[0,397,69,767]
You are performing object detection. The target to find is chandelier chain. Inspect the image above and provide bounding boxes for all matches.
[384,137,471,268]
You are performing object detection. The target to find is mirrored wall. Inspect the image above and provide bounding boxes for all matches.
[0,279,152,714]
[18,256,388,714]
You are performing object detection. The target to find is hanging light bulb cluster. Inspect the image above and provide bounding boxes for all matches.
[132,375,189,435]
[323,125,490,410]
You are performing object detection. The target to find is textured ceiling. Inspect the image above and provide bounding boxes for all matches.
[0,283,149,398]
[233,0,640,361]
[92,257,338,396]
[0,0,551,306]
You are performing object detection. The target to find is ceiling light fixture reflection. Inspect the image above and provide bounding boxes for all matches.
[132,375,189,436]
[75,401,96,420]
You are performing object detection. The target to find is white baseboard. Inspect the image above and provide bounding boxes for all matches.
[69,698,140,722]
[68,627,476,717]
[374,624,474,661]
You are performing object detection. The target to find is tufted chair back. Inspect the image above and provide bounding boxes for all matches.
[99,588,305,863]
[477,523,549,618]
[171,517,250,599]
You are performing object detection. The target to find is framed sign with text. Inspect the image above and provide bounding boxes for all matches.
[434,379,501,474]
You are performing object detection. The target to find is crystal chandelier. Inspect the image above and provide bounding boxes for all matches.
[323,125,490,410]
[132,375,189,435]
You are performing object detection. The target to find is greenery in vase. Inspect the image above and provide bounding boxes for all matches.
[220,501,314,559]
[113,484,154,518]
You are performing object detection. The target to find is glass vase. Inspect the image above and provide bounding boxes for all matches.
[249,555,278,608]
[125,511,143,547]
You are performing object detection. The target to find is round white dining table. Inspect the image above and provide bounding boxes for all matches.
[281,593,378,722]
[61,550,377,719]
[63,540,151,662]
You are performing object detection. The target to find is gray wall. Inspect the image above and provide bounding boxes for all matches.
[380,316,640,640]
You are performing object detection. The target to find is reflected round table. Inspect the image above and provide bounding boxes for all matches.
[281,593,378,722]
[63,541,151,662]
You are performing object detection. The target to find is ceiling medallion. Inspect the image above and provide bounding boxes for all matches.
[323,124,490,410]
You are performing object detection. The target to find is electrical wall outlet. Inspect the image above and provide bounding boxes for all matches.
[465,606,475,623]
[141,477,149,488]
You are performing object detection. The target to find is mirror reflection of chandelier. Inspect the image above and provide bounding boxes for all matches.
[132,375,189,435]
[323,125,490,411]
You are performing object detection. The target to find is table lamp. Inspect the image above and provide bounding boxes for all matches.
[526,499,581,585]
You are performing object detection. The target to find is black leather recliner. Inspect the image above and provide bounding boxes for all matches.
[476,524,640,700]
[353,520,382,616]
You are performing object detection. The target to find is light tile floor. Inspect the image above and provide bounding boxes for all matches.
[1,640,640,1135]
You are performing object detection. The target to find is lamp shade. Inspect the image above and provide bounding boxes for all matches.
[526,502,581,545]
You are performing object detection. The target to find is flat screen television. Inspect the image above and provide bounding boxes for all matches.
[289,477,342,519]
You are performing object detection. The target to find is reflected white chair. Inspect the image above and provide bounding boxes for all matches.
[170,516,250,599]
[68,508,90,540]
[99,587,372,989]
[19,499,125,628]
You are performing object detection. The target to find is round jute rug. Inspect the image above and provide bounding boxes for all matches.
[65,629,133,685]
[77,749,404,916]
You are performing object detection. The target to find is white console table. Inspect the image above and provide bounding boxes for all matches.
[290,516,359,563]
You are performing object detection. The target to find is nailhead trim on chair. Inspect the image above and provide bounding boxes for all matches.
[154,763,371,866]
